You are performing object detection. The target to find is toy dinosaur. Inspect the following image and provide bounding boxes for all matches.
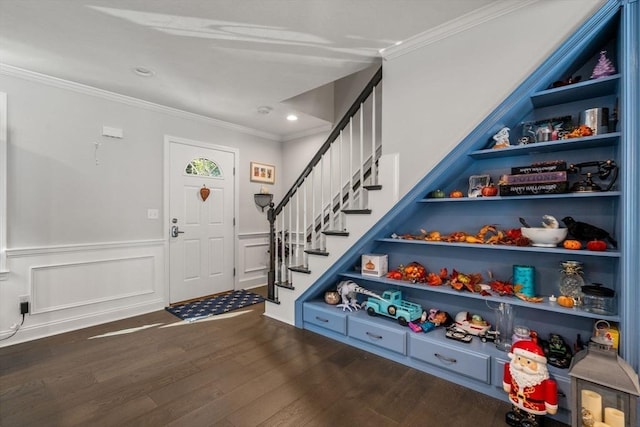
[336,280,383,312]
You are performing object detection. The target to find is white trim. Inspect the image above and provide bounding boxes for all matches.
[238,231,270,239]
[0,63,281,141]
[380,0,538,61]
[163,135,240,302]
[0,92,7,280]
[0,298,164,348]
[6,239,165,258]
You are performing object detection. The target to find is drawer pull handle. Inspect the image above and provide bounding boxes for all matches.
[557,390,566,398]
[435,353,457,364]
[315,316,329,323]
[366,332,383,340]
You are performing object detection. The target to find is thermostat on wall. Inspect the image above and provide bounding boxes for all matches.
[102,126,123,139]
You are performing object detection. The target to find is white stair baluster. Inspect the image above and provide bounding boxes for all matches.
[349,117,353,209]
[371,86,377,185]
[339,130,344,230]
[359,103,364,209]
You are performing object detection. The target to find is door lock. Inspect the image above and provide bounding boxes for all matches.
[171,225,184,238]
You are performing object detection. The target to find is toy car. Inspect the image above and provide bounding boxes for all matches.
[454,311,491,336]
[445,326,473,343]
[479,330,500,343]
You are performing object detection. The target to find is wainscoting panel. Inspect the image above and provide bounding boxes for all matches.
[31,256,155,314]
[237,232,269,289]
[1,240,165,347]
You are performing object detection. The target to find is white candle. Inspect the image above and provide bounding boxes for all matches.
[582,390,603,424]
[604,407,625,427]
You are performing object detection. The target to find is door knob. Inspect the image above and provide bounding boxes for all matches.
[171,225,185,238]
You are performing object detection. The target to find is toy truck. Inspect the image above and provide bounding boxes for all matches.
[365,290,423,326]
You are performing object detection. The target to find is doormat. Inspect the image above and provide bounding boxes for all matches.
[165,289,265,321]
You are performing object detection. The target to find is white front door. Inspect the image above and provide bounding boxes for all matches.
[168,138,236,303]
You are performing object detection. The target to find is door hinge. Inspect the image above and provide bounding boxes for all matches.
[233,217,236,226]
[233,268,236,276]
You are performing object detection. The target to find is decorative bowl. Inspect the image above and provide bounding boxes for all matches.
[521,227,568,247]
[324,290,340,305]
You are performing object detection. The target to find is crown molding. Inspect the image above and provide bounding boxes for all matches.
[0,63,281,141]
[380,0,538,61]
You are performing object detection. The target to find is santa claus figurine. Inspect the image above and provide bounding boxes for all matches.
[503,339,558,427]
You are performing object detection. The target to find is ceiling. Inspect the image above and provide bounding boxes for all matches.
[0,0,498,140]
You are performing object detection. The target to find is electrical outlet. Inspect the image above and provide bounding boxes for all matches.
[19,295,30,315]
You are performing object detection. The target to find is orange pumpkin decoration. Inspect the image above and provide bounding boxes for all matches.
[449,190,464,198]
[586,240,607,251]
[563,239,582,250]
[557,295,575,308]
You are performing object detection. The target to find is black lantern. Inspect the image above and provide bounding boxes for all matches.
[569,342,640,427]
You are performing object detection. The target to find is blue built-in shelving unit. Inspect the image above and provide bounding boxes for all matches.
[295,1,639,423]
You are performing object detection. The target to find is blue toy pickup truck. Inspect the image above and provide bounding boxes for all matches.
[365,290,423,326]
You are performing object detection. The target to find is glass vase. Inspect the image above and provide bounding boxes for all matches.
[559,261,585,305]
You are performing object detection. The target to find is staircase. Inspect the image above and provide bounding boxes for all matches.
[263,67,400,325]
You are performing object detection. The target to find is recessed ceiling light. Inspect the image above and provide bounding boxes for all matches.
[133,66,155,77]
[257,106,273,115]
[286,114,298,121]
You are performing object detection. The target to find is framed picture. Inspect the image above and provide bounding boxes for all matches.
[250,161,275,184]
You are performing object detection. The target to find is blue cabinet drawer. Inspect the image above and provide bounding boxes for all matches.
[409,335,490,383]
[554,375,571,410]
[303,303,347,335]
[348,316,406,354]
[492,357,508,388]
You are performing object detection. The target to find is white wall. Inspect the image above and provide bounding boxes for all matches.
[0,71,283,345]
[382,0,606,196]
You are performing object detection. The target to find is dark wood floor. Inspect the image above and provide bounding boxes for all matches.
[0,288,569,427]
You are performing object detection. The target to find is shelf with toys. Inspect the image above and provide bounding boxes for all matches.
[336,271,621,323]
[375,237,621,258]
[468,132,620,159]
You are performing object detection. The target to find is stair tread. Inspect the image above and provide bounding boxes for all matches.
[364,184,382,190]
[342,209,372,214]
[322,230,350,236]
[275,281,295,290]
[288,265,311,274]
[305,249,330,256]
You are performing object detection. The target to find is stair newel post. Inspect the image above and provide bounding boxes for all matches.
[320,153,325,248]
[311,165,316,250]
[295,189,300,267]
[266,201,277,302]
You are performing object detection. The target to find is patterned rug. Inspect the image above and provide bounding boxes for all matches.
[165,289,265,321]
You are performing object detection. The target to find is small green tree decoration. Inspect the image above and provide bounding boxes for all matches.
[591,50,616,79]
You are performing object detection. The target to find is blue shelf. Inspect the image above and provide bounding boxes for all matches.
[376,238,621,258]
[339,272,621,323]
[469,132,620,159]
[530,74,620,108]
[418,191,620,203]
